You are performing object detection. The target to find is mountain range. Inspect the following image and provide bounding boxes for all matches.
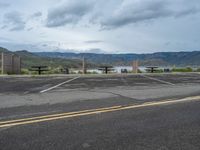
[35,51,200,67]
[1,46,200,68]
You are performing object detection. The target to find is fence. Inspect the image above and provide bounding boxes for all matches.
[0,52,21,74]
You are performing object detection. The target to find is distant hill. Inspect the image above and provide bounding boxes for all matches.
[0,47,95,69]
[35,51,200,67]
[15,50,98,69]
[0,47,10,53]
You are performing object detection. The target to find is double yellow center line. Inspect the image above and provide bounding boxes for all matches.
[0,96,200,128]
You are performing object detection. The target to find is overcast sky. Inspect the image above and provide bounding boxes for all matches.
[0,0,200,53]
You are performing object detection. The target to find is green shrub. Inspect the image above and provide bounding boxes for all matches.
[196,68,200,72]
[21,68,29,74]
[172,67,193,72]
[87,71,98,74]
[137,69,142,73]
[154,69,164,73]
[45,68,61,74]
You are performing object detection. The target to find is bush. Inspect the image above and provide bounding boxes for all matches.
[154,69,164,73]
[196,68,200,72]
[87,71,98,74]
[45,68,61,74]
[21,68,30,74]
[137,69,142,73]
[172,67,193,72]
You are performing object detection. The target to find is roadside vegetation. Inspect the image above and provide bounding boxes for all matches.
[171,67,193,72]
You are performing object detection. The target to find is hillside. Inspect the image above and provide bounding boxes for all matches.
[0,47,10,53]
[35,51,200,66]
[0,47,95,69]
[20,51,79,68]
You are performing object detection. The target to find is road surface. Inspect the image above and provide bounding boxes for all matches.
[0,73,200,150]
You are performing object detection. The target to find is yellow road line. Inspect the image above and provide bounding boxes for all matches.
[0,96,200,128]
[0,105,121,125]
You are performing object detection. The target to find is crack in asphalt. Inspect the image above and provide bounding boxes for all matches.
[87,89,139,102]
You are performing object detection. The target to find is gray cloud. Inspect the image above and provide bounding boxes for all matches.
[100,0,171,28]
[46,0,200,29]
[0,2,10,8]
[42,44,48,47]
[3,11,26,31]
[46,0,94,27]
[85,40,103,44]
[80,48,107,54]
[1,25,8,29]
[99,0,200,28]
[27,27,33,31]
[31,11,42,18]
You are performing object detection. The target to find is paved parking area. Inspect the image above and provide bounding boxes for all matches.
[0,73,200,111]
[146,73,200,84]
[0,76,74,94]
[1,73,200,95]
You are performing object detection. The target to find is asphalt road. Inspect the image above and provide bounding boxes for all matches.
[0,73,200,150]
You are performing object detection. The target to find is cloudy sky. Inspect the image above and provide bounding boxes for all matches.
[0,0,200,53]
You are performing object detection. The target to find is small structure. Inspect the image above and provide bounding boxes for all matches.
[145,66,159,73]
[98,65,114,74]
[164,68,170,73]
[121,69,128,73]
[0,52,21,74]
[29,66,48,75]
[60,67,69,74]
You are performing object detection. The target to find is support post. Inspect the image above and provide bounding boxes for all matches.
[82,57,86,74]
[1,52,4,74]
[19,56,21,74]
[105,67,108,74]
[11,54,14,74]
[132,60,138,73]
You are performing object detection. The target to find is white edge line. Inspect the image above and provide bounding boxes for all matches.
[40,76,81,93]
[141,74,175,86]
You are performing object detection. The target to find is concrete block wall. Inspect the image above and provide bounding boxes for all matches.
[12,55,21,74]
[0,52,21,74]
